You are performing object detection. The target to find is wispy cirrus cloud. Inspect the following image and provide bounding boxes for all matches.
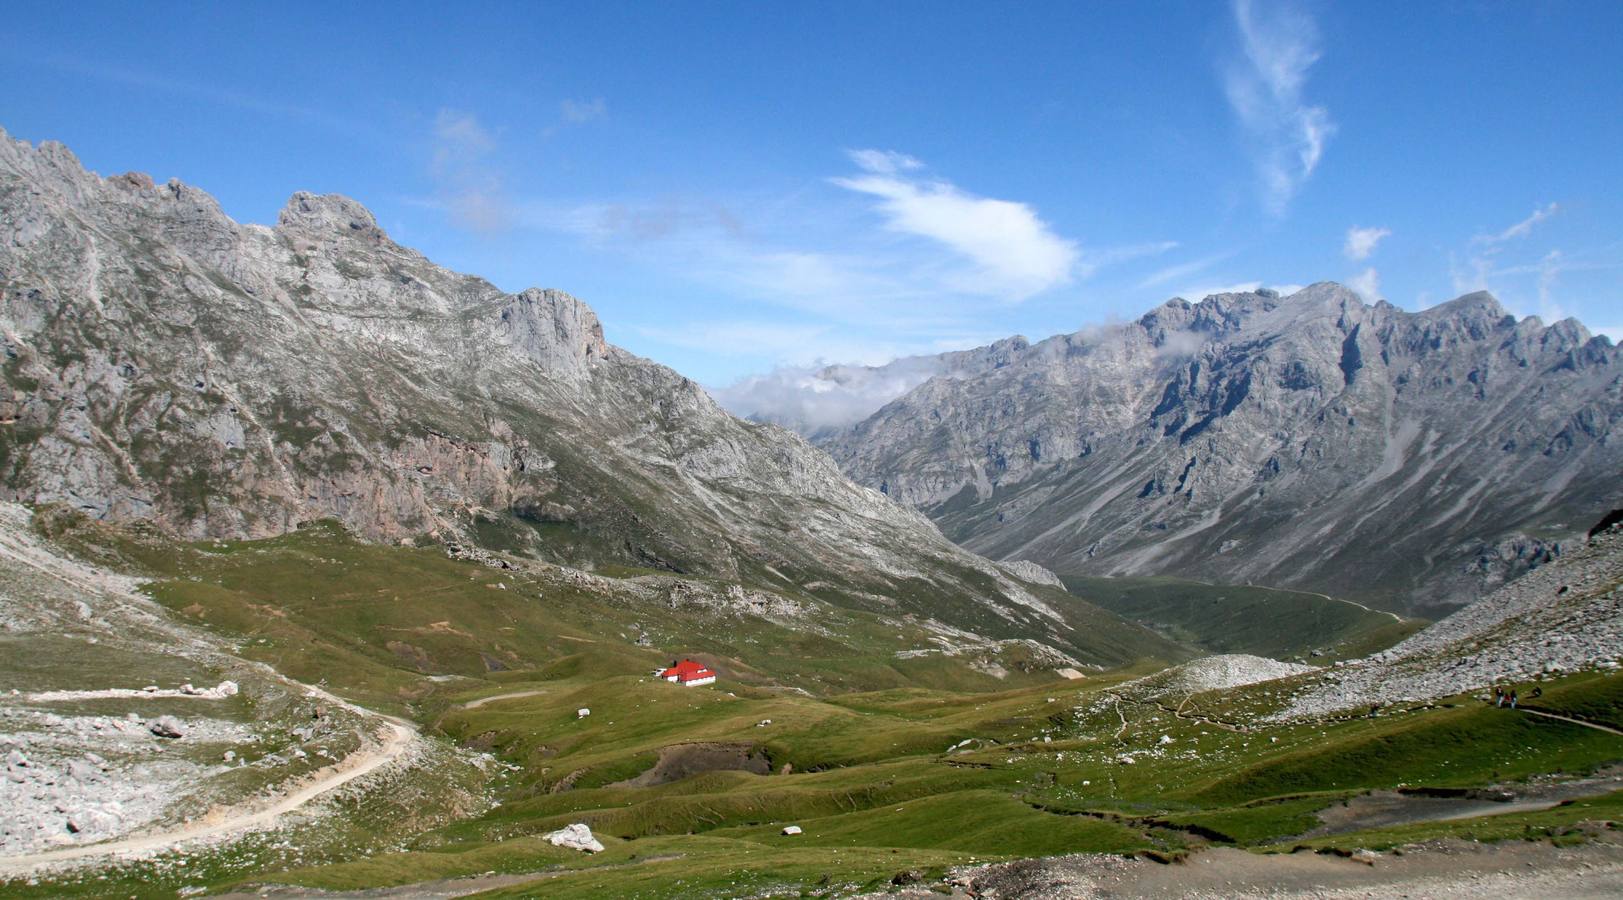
[1473,201,1559,245]
[830,149,1080,300]
[1343,225,1390,261]
[1079,241,1180,279]
[1138,251,1236,290]
[1452,201,1562,295]
[1223,0,1335,215]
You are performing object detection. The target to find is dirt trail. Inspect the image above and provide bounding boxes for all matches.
[1294,588,1404,623]
[458,688,547,710]
[0,698,417,876]
[1518,707,1623,736]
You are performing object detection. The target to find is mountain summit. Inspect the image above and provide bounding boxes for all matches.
[819,283,1620,616]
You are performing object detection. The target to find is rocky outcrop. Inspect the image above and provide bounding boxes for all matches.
[998,559,1065,589]
[820,285,1621,616]
[1279,525,1622,720]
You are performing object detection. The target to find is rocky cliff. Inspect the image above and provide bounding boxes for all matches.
[820,285,1621,616]
[0,128,1183,664]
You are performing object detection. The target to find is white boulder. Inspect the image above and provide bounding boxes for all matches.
[576,708,591,718]
[782,825,803,835]
[546,822,604,853]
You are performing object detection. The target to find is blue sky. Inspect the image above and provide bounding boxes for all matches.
[3,0,1620,396]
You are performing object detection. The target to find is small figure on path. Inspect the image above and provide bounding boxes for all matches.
[1495,687,1504,707]
[1510,690,1518,710]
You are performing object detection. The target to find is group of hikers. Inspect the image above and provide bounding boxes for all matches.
[1492,684,1541,708]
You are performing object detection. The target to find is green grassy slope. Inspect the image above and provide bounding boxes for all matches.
[1060,574,1426,662]
[9,516,1619,899]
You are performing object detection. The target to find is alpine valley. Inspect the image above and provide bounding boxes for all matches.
[1,130,1620,899]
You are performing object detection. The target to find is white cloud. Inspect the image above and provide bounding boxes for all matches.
[560,97,607,124]
[638,321,992,431]
[831,150,1080,300]
[1343,225,1390,261]
[1474,202,1559,245]
[1348,267,1381,301]
[430,109,511,232]
[1224,0,1335,215]
[713,350,985,432]
[716,365,925,432]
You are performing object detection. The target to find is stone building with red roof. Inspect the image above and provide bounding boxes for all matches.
[658,659,717,687]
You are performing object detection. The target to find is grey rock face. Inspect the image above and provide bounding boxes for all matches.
[0,128,1156,661]
[820,285,1621,616]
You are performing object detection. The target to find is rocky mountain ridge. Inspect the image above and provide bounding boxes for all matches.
[0,128,1179,666]
[819,284,1621,616]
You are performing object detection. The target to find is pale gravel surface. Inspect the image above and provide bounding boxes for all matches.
[1114,654,1319,701]
[22,680,239,702]
[0,713,415,876]
[0,502,437,873]
[0,709,247,854]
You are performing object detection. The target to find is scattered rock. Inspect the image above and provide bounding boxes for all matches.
[149,716,186,739]
[782,825,803,835]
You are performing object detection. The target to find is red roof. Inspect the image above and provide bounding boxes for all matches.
[660,659,715,682]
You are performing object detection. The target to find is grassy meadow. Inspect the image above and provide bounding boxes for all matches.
[7,516,1619,898]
